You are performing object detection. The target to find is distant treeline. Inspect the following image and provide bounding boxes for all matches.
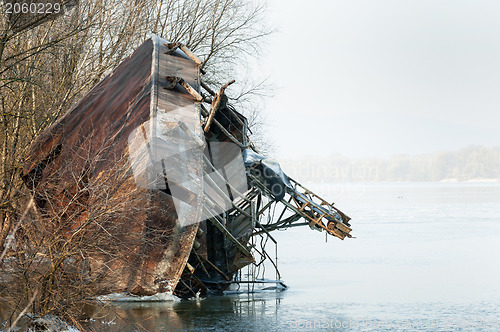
[282,146,500,182]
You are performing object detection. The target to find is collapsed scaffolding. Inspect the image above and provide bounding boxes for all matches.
[167,41,353,296]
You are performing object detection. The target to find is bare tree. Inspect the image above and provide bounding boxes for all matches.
[1,0,272,328]
[0,0,271,325]
[149,0,274,151]
[1,0,272,250]
[0,0,152,251]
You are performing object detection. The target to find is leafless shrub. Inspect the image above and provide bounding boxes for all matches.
[0,138,148,328]
[1,0,272,328]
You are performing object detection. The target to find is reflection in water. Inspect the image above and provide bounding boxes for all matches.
[84,292,285,332]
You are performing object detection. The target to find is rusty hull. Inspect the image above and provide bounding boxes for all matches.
[21,37,200,296]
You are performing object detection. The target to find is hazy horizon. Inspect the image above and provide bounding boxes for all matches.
[259,0,500,160]
[279,145,500,183]
[282,143,500,160]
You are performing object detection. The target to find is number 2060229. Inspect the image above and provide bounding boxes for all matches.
[4,2,62,14]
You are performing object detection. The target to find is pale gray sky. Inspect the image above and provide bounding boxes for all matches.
[260,0,500,159]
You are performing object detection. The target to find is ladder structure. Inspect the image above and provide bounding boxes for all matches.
[247,173,352,240]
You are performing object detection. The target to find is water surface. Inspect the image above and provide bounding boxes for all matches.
[86,183,500,331]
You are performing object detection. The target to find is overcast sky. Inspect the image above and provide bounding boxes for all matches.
[259,0,500,159]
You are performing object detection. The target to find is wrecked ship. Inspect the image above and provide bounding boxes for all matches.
[21,35,352,299]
